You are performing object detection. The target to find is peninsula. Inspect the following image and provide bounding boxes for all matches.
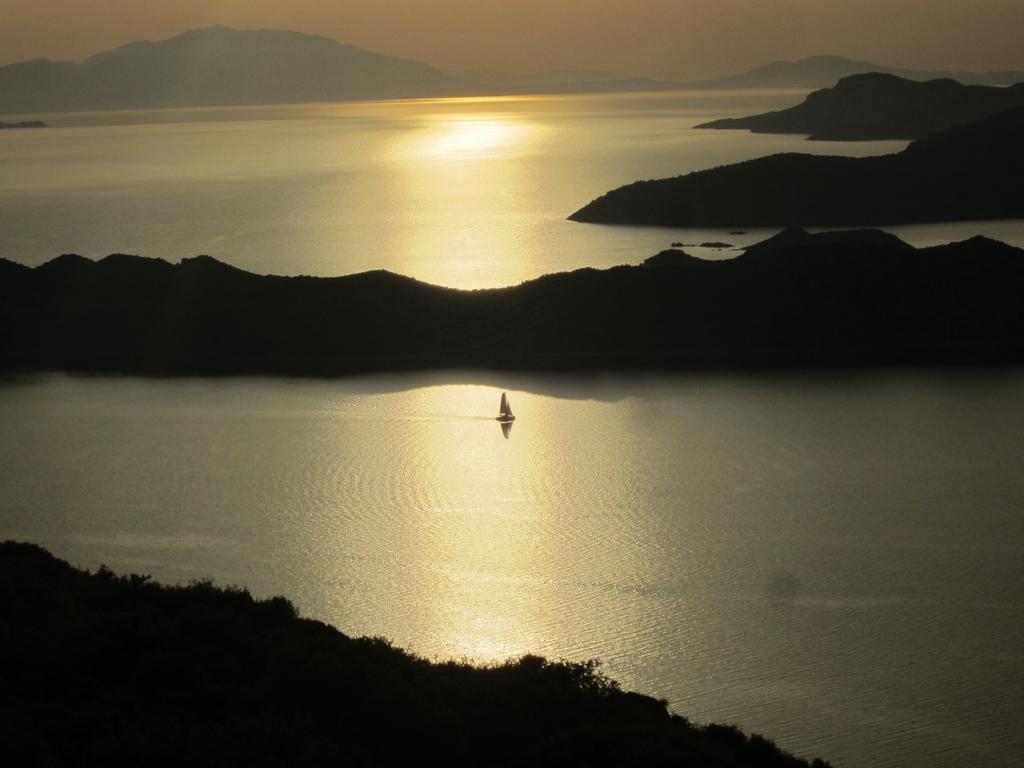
[570,105,1024,227]
[3,229,1024,376]
[695,73,1024,140]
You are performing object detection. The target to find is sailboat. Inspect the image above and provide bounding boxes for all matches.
[496,392,515,422]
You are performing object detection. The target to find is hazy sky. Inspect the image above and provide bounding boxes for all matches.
[2,0,1023,78]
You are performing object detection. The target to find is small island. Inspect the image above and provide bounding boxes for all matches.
[694,73,1024,140]
[0,119,46,129]
[0,540,831,767]
[570,105,1024,227]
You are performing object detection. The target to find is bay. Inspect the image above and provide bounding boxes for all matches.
[4,90,1021,288]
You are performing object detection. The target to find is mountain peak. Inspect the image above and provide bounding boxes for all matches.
[796,55,858,65]
[0,26,463,113]
[192,24,235,33]
[169,24,239,40]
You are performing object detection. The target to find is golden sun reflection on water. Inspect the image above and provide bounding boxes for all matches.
[396,386,553,660]
[394,111,543,162]
[319,383,653,665]
[416,117,532,159]
[380,111,548,287]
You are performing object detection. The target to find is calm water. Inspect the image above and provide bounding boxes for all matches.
[2,372,1023,768]
[3,90,1023,288]
[4,91,1024,766]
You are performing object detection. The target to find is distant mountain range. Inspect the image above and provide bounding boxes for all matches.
[457,69,682,95]
[3,27,1024,115]
[0,25,465,113]
[696,73,1024,140]
[683,55,1024,90]
[0,120,46,129]
[3,229,1024,374]
[570,105,1024,227]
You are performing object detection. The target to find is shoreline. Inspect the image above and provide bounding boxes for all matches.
[0,539,833,767]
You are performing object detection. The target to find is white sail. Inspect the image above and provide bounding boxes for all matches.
[499,392,513,418]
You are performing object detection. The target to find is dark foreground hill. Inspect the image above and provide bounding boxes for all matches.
[0,541,829,767]
[570,106,1024,227]
[0,25,463,114]
[3,229,1024,375]
[695,73,1024,140]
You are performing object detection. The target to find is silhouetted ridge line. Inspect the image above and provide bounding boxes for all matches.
[0,541,831,767]
[570,106,1024,228]
[3,228,1024,375]
[695,73,1024,140]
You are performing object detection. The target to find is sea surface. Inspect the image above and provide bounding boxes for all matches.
[2,372,1024,768]
[3,91,1024,768]
[2,90,1024,288]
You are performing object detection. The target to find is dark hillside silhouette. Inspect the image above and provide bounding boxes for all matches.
[0,541,830,767]
[570,106,1024,227]
[2,229,1024,375]
[696,73,1024,140]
